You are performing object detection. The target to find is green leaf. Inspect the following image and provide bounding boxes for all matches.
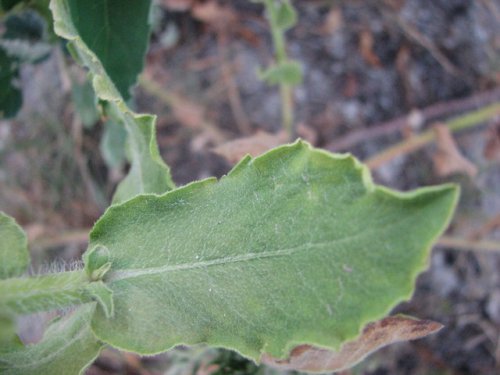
[0,0,23,12]
[0,10,53,63]
[64,0,152,101]
[0,270,94,315]
[71,79,99,128]
[258,60,303,86]
[0,213,27,352]
[0,313,23,352]
[0,48,22,119]
[275,0,297,30]
[100,118,127,169]
[50,0,175,203]
[86,282,114,318]
[109,110,174,204]
[0,304,104,375]
[0,212,28,280]
[87,141,458,361]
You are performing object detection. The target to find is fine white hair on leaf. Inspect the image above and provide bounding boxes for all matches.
[18,259,84,345]
[28,259,83,276]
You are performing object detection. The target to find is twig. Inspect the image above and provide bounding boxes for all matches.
[217,32,252,135]
[138,75,227,143]
[326,87,500,151]
[381,6,464,79]
[437,236,500,253]
[365,102,500,169]
[396,18,461,77]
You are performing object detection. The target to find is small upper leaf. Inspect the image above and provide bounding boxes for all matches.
[87,141,458,362]
[275,0,297,30]
[258,60,303,86]
[109,110,174,204]
[0,212,28,280]
[0,305,103,375]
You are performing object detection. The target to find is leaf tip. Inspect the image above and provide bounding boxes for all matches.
[293,139,376,193]
[227,154,253,177]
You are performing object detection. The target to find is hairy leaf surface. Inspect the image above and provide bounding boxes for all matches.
[0,305,103,375]
[0,212,28,351]
[0,313,22,350]
[0,212,28,280]
[87,141,458,361]
[50,0,174,203]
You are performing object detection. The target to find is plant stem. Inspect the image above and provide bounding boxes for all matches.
[0,270,93,315]
[366,102,500,169]
[280,84,294,138]
[264,0,295,140]
[264,1,287,62]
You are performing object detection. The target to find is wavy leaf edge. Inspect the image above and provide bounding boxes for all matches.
[85,140,459,362]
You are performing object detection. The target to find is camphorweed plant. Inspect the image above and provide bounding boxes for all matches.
[0,1,459,374]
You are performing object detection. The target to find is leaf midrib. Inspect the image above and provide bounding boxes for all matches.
[104,204,430,284]
[106,237,359,283]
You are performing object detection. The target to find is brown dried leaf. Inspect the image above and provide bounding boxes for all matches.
[432,123,477,178]
[212,130,288,164]
[483,122,500,161]
[161,0,194,12]
[359,30,382,67]
[165,92,228,151]
[168,93,206,131]
[322,7,343,34]
[192,1,237,29]
[261,316,443,373]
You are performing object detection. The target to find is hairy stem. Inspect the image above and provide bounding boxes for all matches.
[0,270,93,315]
[264,0,295,140]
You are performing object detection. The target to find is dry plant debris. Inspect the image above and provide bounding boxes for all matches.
[262,316,443,373]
